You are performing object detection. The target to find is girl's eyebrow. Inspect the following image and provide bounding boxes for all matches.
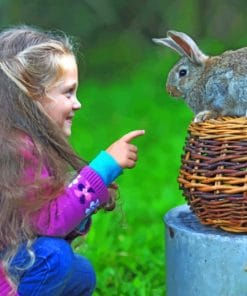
[62,82,77,91]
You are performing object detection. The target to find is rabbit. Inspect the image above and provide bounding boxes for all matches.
[152,30,247,122]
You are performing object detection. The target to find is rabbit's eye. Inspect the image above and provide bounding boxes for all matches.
[179,69,187,77]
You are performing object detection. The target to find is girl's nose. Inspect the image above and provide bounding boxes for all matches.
[73,97,81,110]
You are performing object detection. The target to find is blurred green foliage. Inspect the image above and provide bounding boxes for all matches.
[2,0,247,43]
[70,50,192,295]
[1,0,247,294]
[67,33,195,294]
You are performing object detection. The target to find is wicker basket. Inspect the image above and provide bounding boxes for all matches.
[178,116,247,232]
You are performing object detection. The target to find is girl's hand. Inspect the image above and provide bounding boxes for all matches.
[106,130,145,169]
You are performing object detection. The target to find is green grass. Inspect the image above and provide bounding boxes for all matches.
[70,50,193,295]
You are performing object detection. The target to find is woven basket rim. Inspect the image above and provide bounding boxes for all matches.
[189,116,247,141]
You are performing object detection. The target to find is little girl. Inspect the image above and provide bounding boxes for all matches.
[0,25,144,295]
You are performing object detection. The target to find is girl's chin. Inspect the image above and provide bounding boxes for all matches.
[62,122,72,137]
[64,128,71,137]
[62,126,71,137]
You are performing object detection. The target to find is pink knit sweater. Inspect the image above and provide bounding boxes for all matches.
[0,265,17,295]
[0,139,110,294]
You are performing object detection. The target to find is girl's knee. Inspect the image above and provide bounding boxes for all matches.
[16,237,75,294]
[77,255,96,286]
[16,238,96,295]
[32,237,74,279]
[68,255,96,295]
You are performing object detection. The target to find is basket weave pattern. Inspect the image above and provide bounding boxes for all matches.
[178,117,247,232]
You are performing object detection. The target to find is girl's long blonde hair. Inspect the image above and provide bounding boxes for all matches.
[0,25,117,287]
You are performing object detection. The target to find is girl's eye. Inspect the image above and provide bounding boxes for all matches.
[65,89,74,98]
[179,69,187,77]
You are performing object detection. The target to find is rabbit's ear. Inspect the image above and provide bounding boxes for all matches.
[167,30,208,65]
[152,37,187,57]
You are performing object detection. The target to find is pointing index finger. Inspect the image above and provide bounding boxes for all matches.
[120,130,145,143]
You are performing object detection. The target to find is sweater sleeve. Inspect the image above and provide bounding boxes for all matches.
[30,165,109,237]
[0,264,18,295]
[89,150,123,186]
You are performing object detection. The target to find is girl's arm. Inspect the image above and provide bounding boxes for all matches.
[30,164,109,237]
[30,150,123,237]
[28,130,144,237]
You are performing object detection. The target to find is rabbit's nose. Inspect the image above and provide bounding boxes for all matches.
[166,85,182,97]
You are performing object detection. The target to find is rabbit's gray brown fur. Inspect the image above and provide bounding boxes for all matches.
[153,31,247,122]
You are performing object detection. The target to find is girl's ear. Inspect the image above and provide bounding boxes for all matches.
[167,30,208,65]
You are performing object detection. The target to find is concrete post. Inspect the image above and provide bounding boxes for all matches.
[164,205,247,296]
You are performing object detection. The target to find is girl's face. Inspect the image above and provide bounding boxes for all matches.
[42,54,81,137]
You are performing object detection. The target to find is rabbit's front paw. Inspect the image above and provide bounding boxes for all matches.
[194,110,217,122]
